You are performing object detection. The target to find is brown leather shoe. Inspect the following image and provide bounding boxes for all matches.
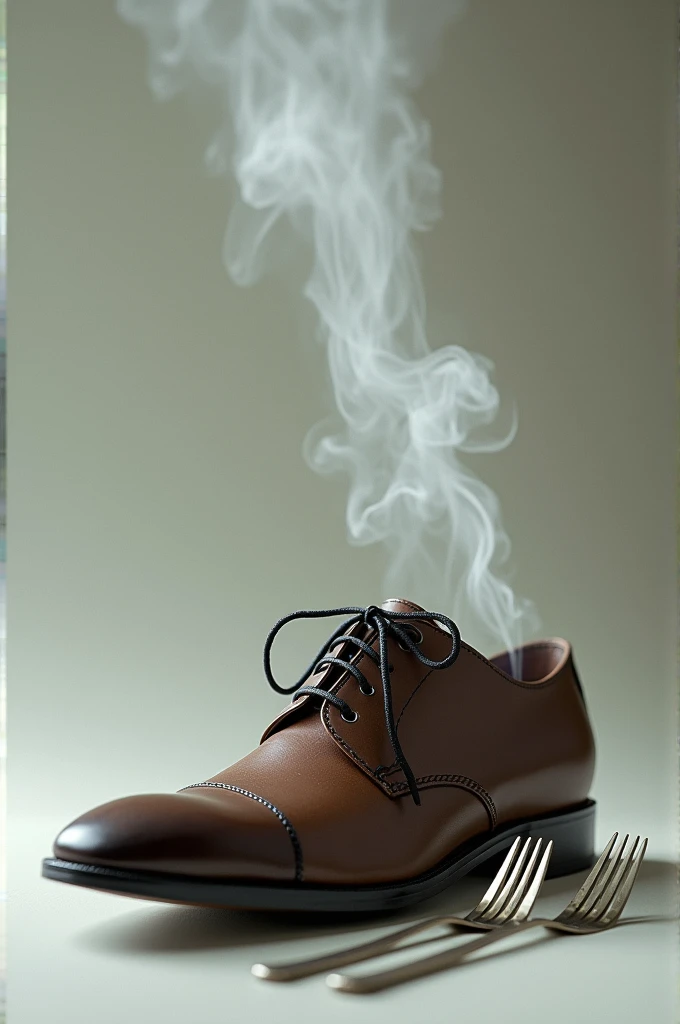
[42,599,596,912]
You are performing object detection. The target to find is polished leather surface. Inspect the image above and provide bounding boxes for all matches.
[53,598,596,886]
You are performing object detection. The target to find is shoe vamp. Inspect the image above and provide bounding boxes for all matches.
[197,713,489,885]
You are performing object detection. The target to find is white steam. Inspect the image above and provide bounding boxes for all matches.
[118,0,537,656]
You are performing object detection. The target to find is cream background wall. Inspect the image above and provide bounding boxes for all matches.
[9,2,677,1022]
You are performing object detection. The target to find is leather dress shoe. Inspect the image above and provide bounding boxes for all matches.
[42,599,596,912]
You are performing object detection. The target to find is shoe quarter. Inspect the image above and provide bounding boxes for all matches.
[325,638,594,826]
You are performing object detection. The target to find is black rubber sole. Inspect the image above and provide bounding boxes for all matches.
[42,799,595,913]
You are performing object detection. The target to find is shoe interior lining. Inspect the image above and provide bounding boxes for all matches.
[490,641,567,683]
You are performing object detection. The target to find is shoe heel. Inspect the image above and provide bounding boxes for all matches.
[527,800,596,877]
[476,799,596,879]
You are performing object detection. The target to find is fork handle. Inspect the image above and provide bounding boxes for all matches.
[252,916,471,981]
[327,918,551,993]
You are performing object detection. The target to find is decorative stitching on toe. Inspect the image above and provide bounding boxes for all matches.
[180,782,304,883]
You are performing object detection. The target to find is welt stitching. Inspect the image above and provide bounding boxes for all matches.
[386,774,497,828]
[180,782,304,883]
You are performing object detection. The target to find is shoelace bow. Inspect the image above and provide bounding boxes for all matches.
[263,605,462,806]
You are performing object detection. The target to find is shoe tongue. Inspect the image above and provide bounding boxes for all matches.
[380,598,449,633]
[381,597,427,615]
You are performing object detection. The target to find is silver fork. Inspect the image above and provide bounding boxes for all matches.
[251,836,553,982]
[327,832,647,993]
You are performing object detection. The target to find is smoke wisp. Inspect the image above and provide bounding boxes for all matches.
[118,0,537,657]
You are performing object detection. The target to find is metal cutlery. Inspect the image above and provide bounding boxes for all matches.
[327,832,647,993]
[252,835,552,982]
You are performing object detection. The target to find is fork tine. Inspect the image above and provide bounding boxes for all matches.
[559,832,619,922]
[468,837,524,919]
[580,835,640,923]
[512,839,554,923]
[597,838,647,926]
[251,836,528,981]
[251,831,528,974]
[489,839,552,925]
[477,837,534,921]
[326,842,550,997]
[326,830,644,993]
[576,835,637,922]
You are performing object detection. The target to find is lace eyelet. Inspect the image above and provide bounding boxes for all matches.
[341,708,359,723]
[397,624,424,650]
[360,684,375,696]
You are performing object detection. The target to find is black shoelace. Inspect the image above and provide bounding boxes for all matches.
[263,605,461,806]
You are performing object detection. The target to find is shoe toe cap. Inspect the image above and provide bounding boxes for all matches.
[53,790,297,881]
